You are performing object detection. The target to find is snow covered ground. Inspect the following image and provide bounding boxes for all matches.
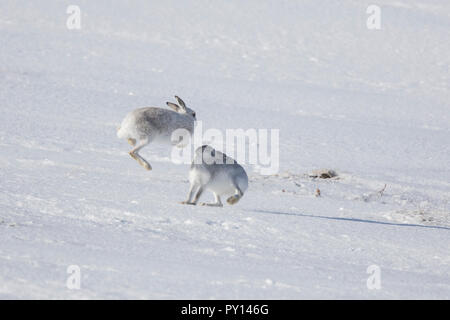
[0,0,449,299]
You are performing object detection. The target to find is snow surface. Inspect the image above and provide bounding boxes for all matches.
[0,0,449,299]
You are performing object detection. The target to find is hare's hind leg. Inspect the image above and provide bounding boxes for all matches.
[226,184,244,205]
[129,138,151,171]
[201,193,223,207]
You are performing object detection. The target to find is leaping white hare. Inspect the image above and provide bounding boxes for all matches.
[117,96,196,170]
[182,145,248,207]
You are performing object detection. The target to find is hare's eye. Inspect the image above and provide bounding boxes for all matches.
[193,112,196,118]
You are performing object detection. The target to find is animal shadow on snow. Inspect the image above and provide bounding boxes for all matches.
[252,209,450,231]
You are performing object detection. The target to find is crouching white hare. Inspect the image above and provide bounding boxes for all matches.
[117,96,196,170]
[182,145,248,207]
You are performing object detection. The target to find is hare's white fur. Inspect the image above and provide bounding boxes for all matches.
[182,145,248,207]
[117,96,196,170]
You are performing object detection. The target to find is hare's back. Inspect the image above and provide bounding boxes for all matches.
[128,107,173,135]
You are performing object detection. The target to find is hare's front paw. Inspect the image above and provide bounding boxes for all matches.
[180,201,196,205]
[127,138,136,146]
[200,202,223,207]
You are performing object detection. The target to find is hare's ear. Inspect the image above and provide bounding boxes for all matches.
[174,96,187,111]
[166,102,180,112]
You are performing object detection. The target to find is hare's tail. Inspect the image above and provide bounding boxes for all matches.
[117,125,127,139]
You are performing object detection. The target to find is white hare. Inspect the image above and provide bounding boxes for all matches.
[182,145,248,207]
[117,96,196,170]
